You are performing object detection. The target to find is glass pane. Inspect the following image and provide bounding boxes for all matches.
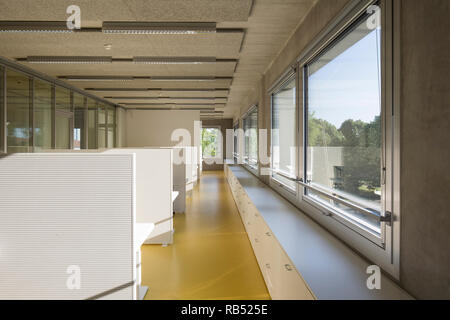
[107,106,115,126]
[34,80,52,150]
[233,123,239,158]
[98,105,106,125]
[6,70,30,153]
[74,93,85,150]
[55,86,71,112]
[87,99,97,149]
[272,78,296,189]
[202,127,220,158]
[306,13,382,233]
[98,105,106,148]
[107,127,114,148]
[55,115,70,149]
[245,108,258,169]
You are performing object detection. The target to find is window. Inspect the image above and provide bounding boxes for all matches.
[202,127,221,159]
[272,76,297,190]
[34,80,52,151]
[304,7,384,237]
[243,106,258,171]
[74,93,86,150]
[233,122,239,161]
[6,70,30,153]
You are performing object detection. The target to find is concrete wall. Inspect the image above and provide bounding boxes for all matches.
[202,119,233,171]
[125,110,200,148]
[399,0,450,300]
[234,0,450,299]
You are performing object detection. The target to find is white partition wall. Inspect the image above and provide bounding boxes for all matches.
[0,153,137,300]
[105,149,174,244]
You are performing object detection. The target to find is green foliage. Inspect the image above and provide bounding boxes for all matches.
[202,128,218,157]
[308,113,381,200]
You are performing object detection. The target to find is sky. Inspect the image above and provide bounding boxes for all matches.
[308,28,382,128]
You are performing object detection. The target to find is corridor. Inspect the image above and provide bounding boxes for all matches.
[141,171,270,300]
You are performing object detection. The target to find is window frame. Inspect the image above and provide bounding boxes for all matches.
[269,71,299,202]
[266,0,400,278]
[201,125,222,160]
[242,105,259,175]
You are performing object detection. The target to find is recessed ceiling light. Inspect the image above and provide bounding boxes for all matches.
[104,44,112,50]
[59,76,134,81]
[26,56,112,64]
[133,56,216,64]
[102,22,216,34]
[0,21,73,33]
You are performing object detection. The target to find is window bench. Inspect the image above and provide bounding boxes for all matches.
[225,164,412,300]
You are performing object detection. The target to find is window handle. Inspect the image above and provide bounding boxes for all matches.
[380,211,392,226]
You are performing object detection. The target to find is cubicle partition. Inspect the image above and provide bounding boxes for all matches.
[105,148,174,245]
[0,153,139,300]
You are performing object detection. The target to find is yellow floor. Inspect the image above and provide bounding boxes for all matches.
[141,171,270,300]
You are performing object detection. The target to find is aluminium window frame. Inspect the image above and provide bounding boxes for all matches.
[265,0,400,279]
[269,71,300,203]
[242,104,259,176]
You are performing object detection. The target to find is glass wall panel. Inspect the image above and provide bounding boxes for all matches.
[55,116,70,149]
[272,77,296,190]
[97,104,106,149]
[87,99,97,149]
[34,79,52,150]
[6,70,30,153]
[306,13,382,233]
[107,106,115,148]
[74,93,86,150]
[55,86,71,112]
[55,86,72,149]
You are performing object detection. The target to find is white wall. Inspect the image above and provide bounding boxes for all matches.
[125,110,200,148]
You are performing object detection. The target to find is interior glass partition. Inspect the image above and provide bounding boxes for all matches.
[6,70,30,153]
[0,60,117,153]
[74,93,86,150]
[107,106,115,148]
[97,104,106,149]
[34,79,53,151]
[87,98,97,149]
[55,86,72,149]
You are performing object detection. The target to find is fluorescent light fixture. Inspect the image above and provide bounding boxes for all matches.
[133,56,216,64]
[104,96,227,101]
[59,76,134,81]
[122,103,226,106]
[84,88,229,93]
[0,21,73,33]
[150,76,232,82]
[27,56,112,64]
[102,22,216,34]
[60,76,231,82]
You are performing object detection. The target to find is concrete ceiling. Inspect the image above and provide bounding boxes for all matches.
[0,0,317,118]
